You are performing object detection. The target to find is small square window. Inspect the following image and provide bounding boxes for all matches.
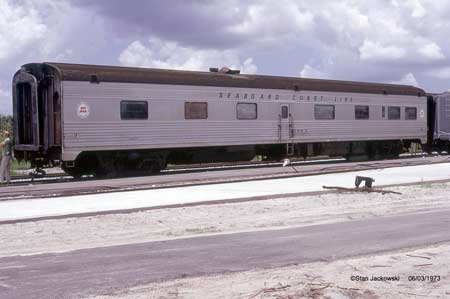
[315,105,335,120]
[185,102,208,119]
[355,105,369,119]
[405,107,417,120]
[388,106,400,120]
[237,103,257,119]
[120,101,148,120]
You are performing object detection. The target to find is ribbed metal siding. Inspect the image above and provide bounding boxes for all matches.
[434,94,450,140]
[61,81,427,160]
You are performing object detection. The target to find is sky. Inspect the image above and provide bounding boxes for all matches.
[1,0,450,115]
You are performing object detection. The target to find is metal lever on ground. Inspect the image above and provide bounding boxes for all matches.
[322,185,401,195]
[355,175,375,188]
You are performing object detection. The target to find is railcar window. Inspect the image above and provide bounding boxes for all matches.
[405,107,417,120]
[314,105,335,120]
[185,102,208,119]
[382,106,386,118]
[120,101,148,120]
[388,106,401,120]
[237,103,257,119]
[355,105,369,119]
[281,106,289,119]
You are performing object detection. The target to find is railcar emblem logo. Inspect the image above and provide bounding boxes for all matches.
[420,109,425,118]
[77,102,90,119]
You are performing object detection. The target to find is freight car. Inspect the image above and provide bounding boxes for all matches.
[427,92,450,151]
[13,62,428,177]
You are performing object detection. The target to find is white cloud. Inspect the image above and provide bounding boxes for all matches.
[321,2,370,38]
[0,0,47,61]
[34,1,110,62]
[417,43,445,60]
[300,64,330,79]
[118,41,153,67]
[226,1,314,43]
[359,40,406,61]
[241,58,258,75]
[0,82,11,115]
[408,0,427,18]
[112,1,450,91]
[427,67,450,79]
[118,38,258,74]
[390,73,419,86]
[314,2,444,67]
[392,0,427,18]
[54,49,75,61]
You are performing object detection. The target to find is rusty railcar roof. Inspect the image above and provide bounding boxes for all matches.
[35,62,425,96]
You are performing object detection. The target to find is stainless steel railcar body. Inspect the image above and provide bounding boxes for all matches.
[13,62,427,176]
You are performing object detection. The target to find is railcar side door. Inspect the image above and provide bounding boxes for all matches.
[278,104,294,142]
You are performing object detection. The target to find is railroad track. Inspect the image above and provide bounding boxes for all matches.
[8,152,432,185]
[11,172,73,182]
[8,156,347,186]
[1,153,448,201]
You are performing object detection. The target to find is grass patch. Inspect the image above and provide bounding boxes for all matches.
[163,226,221,237]
[10,159,31,175]
[418,182,448,189]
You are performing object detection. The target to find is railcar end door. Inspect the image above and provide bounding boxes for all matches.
[13,71,40,150]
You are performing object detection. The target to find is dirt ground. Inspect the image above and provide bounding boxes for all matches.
[1,181,450,298]
[89,242,450,299]
[1,181,450,257]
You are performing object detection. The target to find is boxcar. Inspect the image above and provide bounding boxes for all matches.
[427,92,450,150]
[13,63,427,177]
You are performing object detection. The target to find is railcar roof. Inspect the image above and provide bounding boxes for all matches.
[28,62,426,97]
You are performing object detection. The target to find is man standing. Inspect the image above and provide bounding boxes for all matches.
[0,130,12,184]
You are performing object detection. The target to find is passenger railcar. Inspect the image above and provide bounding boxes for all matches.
[12,63,427,177]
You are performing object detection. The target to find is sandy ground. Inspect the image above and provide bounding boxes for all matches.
[1,181,450,257]
[89,242,450,299]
